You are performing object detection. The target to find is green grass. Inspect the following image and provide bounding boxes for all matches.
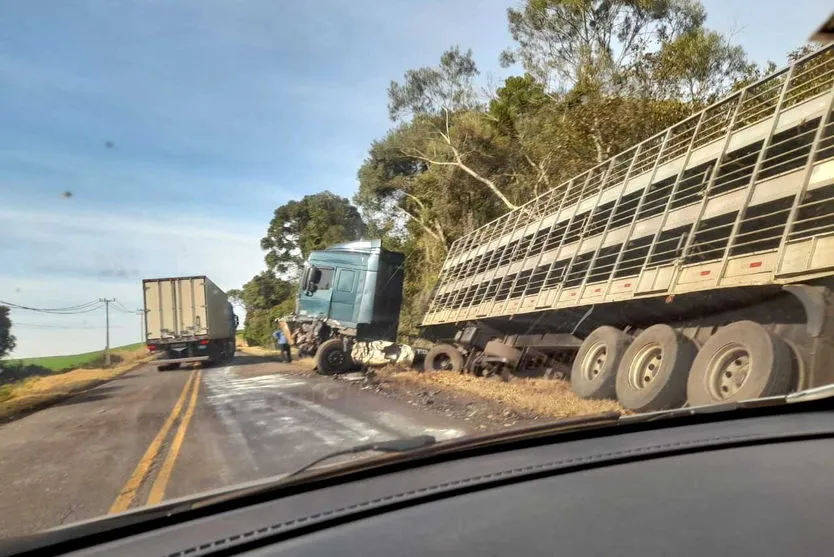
[4,343,144,372]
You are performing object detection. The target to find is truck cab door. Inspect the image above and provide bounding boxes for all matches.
[329,268,358,324]
[299,266,334,319]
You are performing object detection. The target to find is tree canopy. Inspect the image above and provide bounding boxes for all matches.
[260,191,366,276]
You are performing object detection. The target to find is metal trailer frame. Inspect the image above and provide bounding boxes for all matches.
[423,45,834,332]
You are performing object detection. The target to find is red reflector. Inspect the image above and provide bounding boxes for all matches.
[749,261,763,268]
[199,339,210,345]
[570,293,577,297]
[700,270,711,276]
[147,344,157,351]
[624,283,632,288]
[594,288,601,293]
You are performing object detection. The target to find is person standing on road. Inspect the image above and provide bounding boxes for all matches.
[273,329,292,363]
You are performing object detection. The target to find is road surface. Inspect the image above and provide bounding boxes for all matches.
[0,354,471,539]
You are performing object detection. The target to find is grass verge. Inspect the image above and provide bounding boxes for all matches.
[0,346,153,422]
[4,343,144,372]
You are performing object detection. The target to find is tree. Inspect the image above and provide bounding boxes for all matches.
[387,47,519,211]
[260,192,366,276]
[502,0,706,91]
[243,299,296,348]
[238,272,294,312]
[488,74,549,136]
[646,27,757,106]
[388,45,481,121]
[233,272,297,347]
[0,306,15,359]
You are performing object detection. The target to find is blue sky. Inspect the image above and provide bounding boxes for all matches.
[1,0,830,357]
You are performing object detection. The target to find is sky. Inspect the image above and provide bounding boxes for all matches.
[0,0,830,358]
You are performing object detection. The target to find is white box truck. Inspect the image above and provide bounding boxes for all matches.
[143,275,238,371]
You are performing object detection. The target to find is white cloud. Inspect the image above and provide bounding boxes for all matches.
[1,205,264,358]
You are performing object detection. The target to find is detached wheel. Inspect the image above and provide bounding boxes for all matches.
[615,325,697,412]
[424,344,464,372]
[316,339,350,375]
[571,326,630,399]
[687,321,793,406]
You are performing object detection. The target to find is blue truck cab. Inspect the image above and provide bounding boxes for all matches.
[292,240,405,370]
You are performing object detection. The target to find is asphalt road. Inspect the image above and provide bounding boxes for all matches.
[0,354,471,539]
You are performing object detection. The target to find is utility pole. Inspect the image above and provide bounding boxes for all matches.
[136,309,145,344]
[99,298,115,365]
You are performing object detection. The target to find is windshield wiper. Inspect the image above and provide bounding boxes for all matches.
[282,434,438,480]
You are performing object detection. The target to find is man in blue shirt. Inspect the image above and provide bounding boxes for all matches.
[272,329,292,363]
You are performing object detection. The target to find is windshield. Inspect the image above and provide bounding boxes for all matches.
[1,0,833,541]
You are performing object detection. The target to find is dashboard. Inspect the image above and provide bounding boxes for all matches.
[9,401,834,557]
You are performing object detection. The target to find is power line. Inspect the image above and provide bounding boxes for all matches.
[112,299,139,314]
[12,322,126,330]
[0,299,103,314]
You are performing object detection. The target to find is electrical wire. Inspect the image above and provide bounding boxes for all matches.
[112,299,140,314]
[12,322,126,330]
[0,300,104,314]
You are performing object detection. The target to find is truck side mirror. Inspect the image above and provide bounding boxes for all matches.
[306,267,321,294]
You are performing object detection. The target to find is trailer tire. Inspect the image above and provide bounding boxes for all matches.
[571,326,629,399]
[424,344,464,373]
[616,325,696,412]
[157,364,170,372]
[316,339,350,375]
[687,321,793,406]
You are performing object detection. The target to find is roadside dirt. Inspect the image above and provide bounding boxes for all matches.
[353,367,624,431]
[0,347,154,422]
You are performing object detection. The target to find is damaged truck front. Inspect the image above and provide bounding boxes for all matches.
[284,240,413,373]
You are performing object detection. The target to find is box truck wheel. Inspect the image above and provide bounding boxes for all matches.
[615,325,696,412]
[424,344,464,372]
[686,321,793,405]
[571,326,629,399]
[316,339,350,375]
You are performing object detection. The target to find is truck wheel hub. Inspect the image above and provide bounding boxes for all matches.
[628,342,663,390]
[582,343,607,381]
[707,343,750,399]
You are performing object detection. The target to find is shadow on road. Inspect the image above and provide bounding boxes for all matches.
[225,354,284,367]
[55,385,124,407]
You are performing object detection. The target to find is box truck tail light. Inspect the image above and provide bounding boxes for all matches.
[147,344,157,352]
[199,339,210,345]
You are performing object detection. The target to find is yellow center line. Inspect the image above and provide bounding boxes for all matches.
[146,369,202,505]
[109,369,197,514]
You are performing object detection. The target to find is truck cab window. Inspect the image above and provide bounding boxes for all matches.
[336,269,355,292]
[314,268,334,290]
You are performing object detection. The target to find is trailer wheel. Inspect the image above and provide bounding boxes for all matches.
[157,364,170,372]
[316,339,350,375]
[571,326,629,399]
[424,344,464,372]
[615,325,696,412]
[687,321,793,406]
